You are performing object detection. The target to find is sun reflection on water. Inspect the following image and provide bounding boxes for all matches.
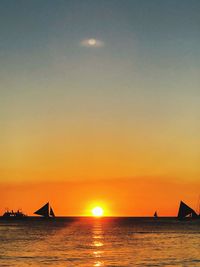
[92,222,104,267]
[94,262,104,267]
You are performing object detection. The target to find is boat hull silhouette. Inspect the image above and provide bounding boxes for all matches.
[0,210,27,220]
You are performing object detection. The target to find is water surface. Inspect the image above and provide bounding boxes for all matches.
[0,217,200,266]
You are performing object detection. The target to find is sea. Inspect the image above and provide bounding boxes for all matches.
[0,217,200,267]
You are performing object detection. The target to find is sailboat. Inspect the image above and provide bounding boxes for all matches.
[34,202,55,218]
[177,201,199,220]
[154,211,158,218]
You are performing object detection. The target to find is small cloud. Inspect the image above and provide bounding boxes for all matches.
[81,38,104,48]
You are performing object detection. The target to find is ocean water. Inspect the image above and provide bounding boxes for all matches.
[0,217,200,267]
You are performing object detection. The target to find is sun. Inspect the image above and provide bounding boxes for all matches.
[92,206,104,217]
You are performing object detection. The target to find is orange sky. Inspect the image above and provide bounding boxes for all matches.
[1,1,200,217]
[1,177,200,217]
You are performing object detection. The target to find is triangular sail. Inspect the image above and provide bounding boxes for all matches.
[178,201,198,219]
[50,207,55,217]
[34,202,49,217]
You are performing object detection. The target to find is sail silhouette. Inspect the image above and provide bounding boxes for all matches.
[154,211,158,218]
[50,207,55,217]
[34,202,55,218]
[177,201,198,220]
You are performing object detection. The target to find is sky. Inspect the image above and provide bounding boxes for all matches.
[0,0,200,216]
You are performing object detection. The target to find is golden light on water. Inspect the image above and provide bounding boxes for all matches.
[92,207,104,217]
[93,222,104,266]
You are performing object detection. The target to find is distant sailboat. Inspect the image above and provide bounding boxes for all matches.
[154,211,158,218]
[177,201,198,220]
[34,202,55,218]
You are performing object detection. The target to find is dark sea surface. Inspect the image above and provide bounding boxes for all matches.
[0,217,200,266]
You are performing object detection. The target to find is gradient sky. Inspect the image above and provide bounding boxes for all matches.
[0,0,200,216]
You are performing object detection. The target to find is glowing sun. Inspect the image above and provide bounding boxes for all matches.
[92,206,104,217]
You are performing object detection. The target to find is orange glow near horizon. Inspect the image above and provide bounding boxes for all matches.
[1,178,200,217]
